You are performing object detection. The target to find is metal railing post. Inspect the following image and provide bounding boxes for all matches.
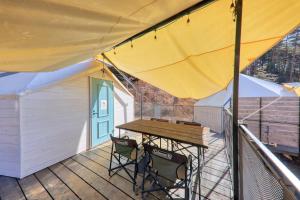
[232,0,243,199]
[140,91,143,119]
[259,97,262,141]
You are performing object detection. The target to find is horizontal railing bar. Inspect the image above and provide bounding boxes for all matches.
[242,119,299,126]
[240,124,300,193]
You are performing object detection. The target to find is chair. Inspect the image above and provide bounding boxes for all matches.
[141,144,193,200]
[176,120,201,127]
[150,118,169,122]
[108,135,143,192]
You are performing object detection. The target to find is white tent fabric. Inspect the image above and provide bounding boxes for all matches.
[227,75,295,97]
[0,59,96,95]
[195,74,295,107]
[195,90,231,107]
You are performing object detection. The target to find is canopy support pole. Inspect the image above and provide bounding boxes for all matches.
[232,0,243,199]
[101,53,143,119]
[0,72,18,78]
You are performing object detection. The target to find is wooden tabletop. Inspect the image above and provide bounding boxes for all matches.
[116,119,208,148]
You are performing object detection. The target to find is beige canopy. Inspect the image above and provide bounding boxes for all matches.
[103,0,300,98]
[1,0,299,98]
[0,0,198,71]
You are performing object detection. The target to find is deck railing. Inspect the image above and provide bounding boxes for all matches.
[134,102,300,199]
[224,108,300,200]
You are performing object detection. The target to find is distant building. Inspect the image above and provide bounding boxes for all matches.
[194,74,295,133]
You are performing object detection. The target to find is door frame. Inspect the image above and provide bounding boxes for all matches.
[89,77,114,148]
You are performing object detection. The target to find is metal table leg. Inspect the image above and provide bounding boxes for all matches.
[160,138,161,148]
[118,129,121,161]
[197,147,201,198]
[167,139,169,150]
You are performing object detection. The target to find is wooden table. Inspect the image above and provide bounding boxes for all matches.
[116,119,208,196]
[116,119,208,148]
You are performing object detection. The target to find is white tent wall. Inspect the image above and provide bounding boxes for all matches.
[19,75,90,177]
[194,90,230,133]
[0,67,134,178]
[0,96,21,177]
[194,106,224,133]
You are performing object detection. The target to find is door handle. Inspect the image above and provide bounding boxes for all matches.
[92,111,98,115]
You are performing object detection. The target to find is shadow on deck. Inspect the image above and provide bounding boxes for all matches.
[0,131,232,200]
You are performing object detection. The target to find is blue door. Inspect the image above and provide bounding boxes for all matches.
[91,78,114,147]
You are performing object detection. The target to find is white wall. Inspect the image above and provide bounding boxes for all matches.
[194,106,223,133]
[19,77,90,178]
[0,96,21,177]
[18,70,133,178]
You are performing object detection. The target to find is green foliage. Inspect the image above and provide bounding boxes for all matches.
[245,27,300,83]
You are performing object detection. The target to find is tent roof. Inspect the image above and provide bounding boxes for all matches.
[0,60,117,95]
[227,74,295,97]
[196,74,295,107]
[195,90,230,107]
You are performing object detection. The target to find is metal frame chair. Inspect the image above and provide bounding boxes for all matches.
[108,135,141,192]
[176,120,201,127]
[141,144,193,200]
[150,118,169,122]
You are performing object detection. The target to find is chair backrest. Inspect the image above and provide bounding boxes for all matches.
[176,120,201,127]
[143,144,188,182]
[111,135,138,159]
[150,118,169,123]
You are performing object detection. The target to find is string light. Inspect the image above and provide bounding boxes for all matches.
[154,29,157,40]
[187,14,190,23]
[131,40,133,48]
[230,0,237,22]
[113,47,116,55]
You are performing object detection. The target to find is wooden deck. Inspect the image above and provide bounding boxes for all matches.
[0,131,232,200]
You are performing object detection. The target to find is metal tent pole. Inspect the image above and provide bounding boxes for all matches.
[0,72,18,78]
[232,0,243,199]
[101,53,143,119]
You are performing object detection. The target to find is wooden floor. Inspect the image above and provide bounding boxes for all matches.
[0,131,232,200]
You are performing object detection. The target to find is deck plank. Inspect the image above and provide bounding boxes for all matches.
[35,168,80,200]
[0,130,232,200]
[18,175,53,200]
[72,154,143,199]
[62,158,133,200]
[80,152,176,200]
[0,176,26,200]
[91,145,231,199]
[49,163,106,200]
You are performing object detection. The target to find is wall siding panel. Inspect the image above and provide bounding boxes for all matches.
[0,96,20,177]
[19,77,90,178]
[194,106,223,133]
[18,71,134,178]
